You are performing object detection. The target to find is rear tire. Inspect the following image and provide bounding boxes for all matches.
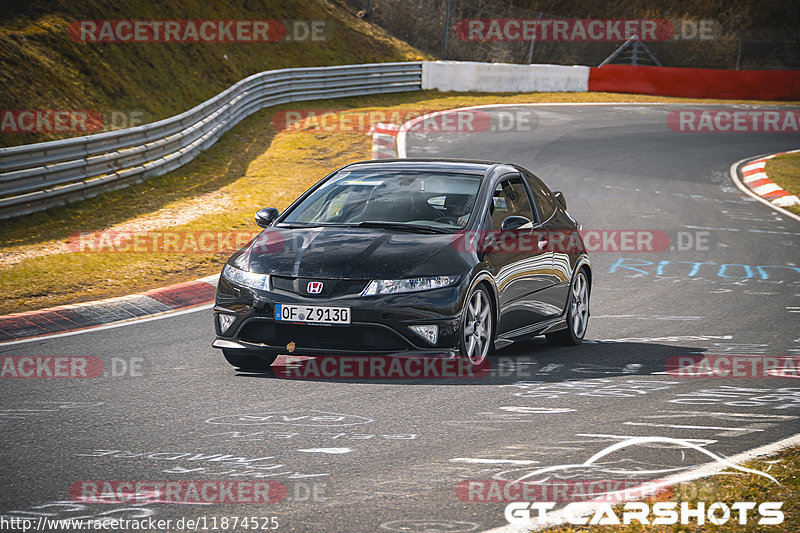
[222,349,277,371]
[546,269,589,346]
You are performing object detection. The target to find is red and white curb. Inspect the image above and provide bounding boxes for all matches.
[740,149,800,209]
[369,122,400,159]
[0,274,219,343]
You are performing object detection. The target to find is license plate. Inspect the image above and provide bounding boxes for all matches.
[274,304,351,325]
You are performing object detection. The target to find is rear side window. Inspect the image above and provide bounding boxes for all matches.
[489,177,535,229]
[523,171,557,222]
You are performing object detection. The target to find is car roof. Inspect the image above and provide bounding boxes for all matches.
[341,159,515,175]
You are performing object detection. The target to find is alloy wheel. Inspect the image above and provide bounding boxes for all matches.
[570,271,589,338]
[463,287,492,365]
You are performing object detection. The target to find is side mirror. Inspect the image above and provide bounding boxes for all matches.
[500,215,532,231]
[255,207,279,228]
[553,191,567,210]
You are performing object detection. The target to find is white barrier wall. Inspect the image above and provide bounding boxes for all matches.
[422,60,589,92]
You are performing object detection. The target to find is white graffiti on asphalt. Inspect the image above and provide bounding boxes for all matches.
[75,449,329,479]
[205,410,373,427]
[669,386,800,409]
[500,379,680,399]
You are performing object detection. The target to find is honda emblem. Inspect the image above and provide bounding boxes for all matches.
[307,281,324,294]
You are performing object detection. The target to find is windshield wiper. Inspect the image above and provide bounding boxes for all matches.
[277,222,349,228]
[348,221,452,234]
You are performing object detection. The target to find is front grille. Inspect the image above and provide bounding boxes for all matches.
[271,277,369,298]
[238,320,409,351]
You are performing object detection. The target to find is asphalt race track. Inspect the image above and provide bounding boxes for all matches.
[2,104,800,532]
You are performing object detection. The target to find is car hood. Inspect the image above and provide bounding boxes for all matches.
[234,227,471,279]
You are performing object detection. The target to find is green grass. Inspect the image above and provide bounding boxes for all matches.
[538,445,800,532]
[764,152,800,216]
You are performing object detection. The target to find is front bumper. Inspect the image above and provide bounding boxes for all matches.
[212,275,468,357]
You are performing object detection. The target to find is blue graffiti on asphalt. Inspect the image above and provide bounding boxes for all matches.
[608,258,800,280]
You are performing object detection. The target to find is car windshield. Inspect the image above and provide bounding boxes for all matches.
[280,169,483,231]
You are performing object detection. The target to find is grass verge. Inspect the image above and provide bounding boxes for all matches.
[764,151,800,216]
[538,444,799,532]
[2,91,799,314]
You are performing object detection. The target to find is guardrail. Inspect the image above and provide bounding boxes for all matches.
[0,62,422,219]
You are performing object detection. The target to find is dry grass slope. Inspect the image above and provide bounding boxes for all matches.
[0,0,430,146]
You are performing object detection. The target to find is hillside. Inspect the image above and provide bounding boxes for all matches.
[0,0,429,146]
[350,0,799,70]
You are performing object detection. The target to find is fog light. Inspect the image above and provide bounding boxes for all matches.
[218,313,236,333]
[409,324,438,345]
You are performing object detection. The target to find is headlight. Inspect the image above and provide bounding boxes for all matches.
[361,276,459,296]
[222,264,270,291]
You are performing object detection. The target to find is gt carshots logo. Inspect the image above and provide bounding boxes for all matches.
[505,501,783,526]
[502,436,785,527]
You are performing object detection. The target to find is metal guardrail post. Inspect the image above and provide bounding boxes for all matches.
[736,30,743,70]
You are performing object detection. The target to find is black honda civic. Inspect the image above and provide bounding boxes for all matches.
[212,159,591,370]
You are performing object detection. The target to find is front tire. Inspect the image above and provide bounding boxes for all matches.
[460,285,494,366]
[546,269,589,346]
[222,349,277,371]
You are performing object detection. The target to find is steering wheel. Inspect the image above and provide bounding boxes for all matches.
[433,216,459,225]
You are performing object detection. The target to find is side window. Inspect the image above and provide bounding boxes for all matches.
[490,177,535,229]
[524,172,557,222]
